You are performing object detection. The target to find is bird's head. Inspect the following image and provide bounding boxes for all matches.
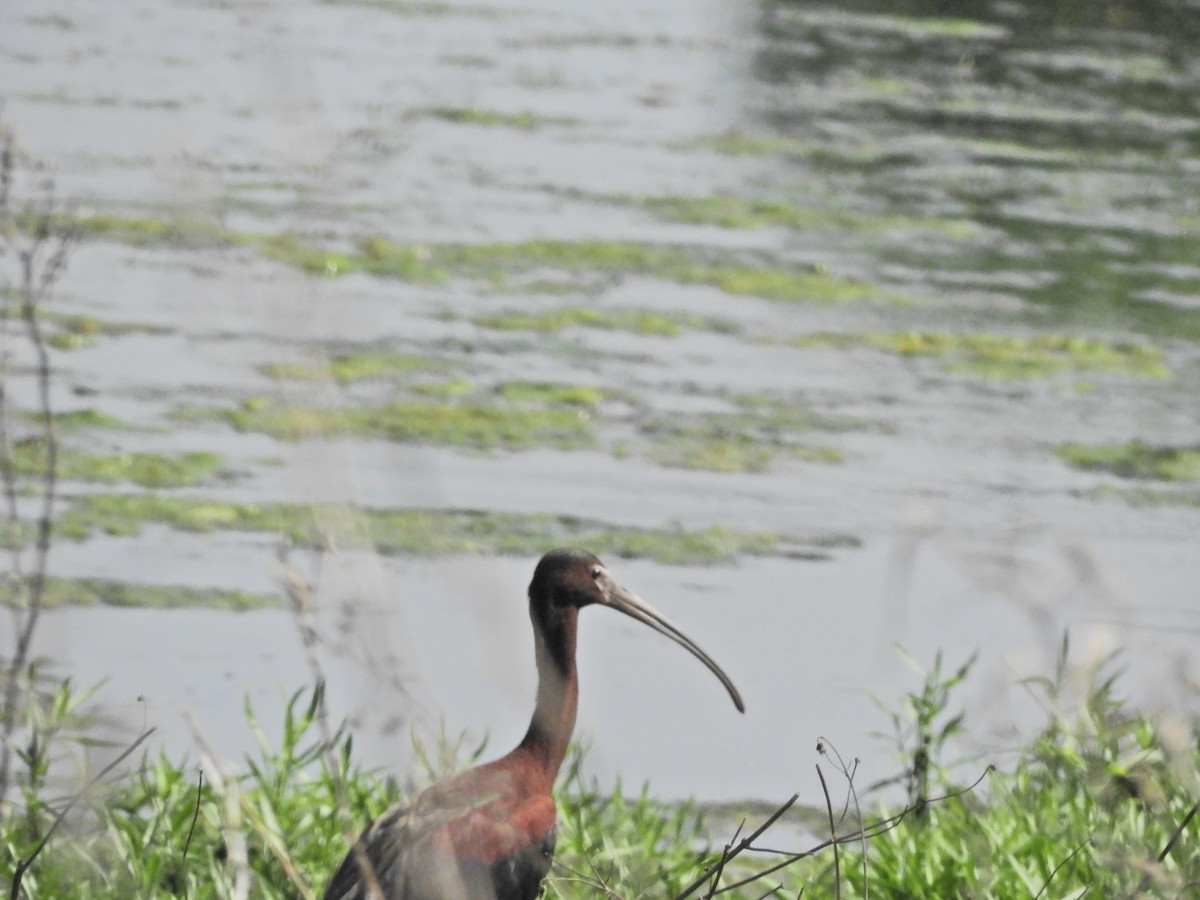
[528,547,745,712]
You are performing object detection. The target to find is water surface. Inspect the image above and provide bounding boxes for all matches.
[3,0,1199,808]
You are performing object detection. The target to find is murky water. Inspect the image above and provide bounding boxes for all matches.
[4,0,1199,809]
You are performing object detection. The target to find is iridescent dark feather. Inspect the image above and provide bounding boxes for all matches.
[324,760,557,900]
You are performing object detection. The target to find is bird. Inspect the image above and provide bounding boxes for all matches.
[323,547,744,900]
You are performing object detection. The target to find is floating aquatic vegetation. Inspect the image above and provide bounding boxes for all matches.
[793,331,1169,379]
[1058,441,1200,482]
[55,495,848,565]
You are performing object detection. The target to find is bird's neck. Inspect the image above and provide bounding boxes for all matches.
[516,606,579,784]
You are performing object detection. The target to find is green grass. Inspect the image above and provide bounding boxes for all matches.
[414,106,578,128]
[181,376,619,450]
[322,0,455,13]
[794,331,1169,379]
[638,395,858,473]
[54,495,819,564]
[1057,440,1200,481]
[36,211,246,248]
[0,685,712,898]
[641,417,845,473]
[411,377,474,397]
[494,381,613,407]
[616,194,978,240]
[178,384,860,475]
[686,264,896,303]
[849,75,916,95]
[22,212,898,306]
[29,577,274,610]
[260,350,453,383]
[801,647,1200,897]
[44,313,166,351]
[3,640,1196,897]
[260,234,902,304]
[675,130,896,173]
[779,8,1007,40]
[1093,484,1200,508]
[261,236,686,282]
[180,394,595,449]
[32,409,134,431]
[677,130,803,157]
[10,441,230,488]
[473,306,738,337]
[666,439,841,473]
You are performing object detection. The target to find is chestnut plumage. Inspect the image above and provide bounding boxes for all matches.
[324,548,743,900]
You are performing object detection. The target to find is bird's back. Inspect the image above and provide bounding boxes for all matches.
[323,758,557,900]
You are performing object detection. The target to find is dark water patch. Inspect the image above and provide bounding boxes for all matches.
[676,130,914,175]
[762,1,1200,125]
[501,29,734,51]
[858,97,1193,158]
[1058,441,1200,482]
[741,0,1200,352]
[24,13,75,31]
[1093,484,1200,509]
[483,277,590,296]
[604,193,980,239]
[882,217,1200,343]
[319,0,460,14]
[22,92,182,111]
[410,107,580,129]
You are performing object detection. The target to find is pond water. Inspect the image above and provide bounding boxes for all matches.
[3,0,1199,811]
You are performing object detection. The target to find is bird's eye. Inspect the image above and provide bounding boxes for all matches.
[590,566,603,580]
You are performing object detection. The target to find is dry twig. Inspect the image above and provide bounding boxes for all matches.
[0,119,81,806]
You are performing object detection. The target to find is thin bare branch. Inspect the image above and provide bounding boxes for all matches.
[816,765,840,900]
[187,714,252,900]
[182,769,204,864]
[673,794,799,900]
[818,739,867,899]
[705,766,994,896]
[0,128,77,805]
[1032,837,1093,900]
[702,819,745,899]
[1130,797,1200,897]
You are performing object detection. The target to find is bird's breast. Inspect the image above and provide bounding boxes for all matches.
[443,792,557,865]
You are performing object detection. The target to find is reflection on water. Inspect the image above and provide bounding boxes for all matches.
[2,0,1198,804]
[753,0,1200,343]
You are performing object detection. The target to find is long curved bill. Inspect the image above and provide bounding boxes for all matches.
[600,581,745,713]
